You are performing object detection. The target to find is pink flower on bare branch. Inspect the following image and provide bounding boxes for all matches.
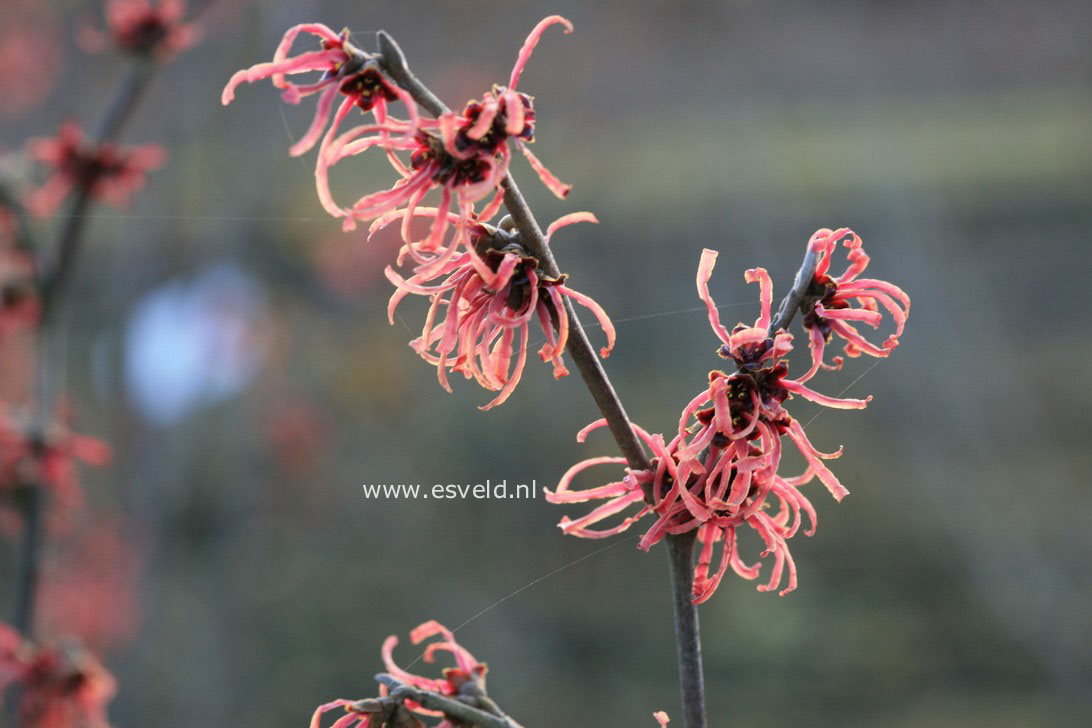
[548,241,902,602]
[26,123,165,217]
[385,214,614,409]
[221,24,420,230]
[800,227,910,374]
[288,15,572,235]
[82,0,198,58]
[311,621,492,728]
[0,623,116,728]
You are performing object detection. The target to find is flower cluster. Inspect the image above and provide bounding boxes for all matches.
[801,227,910,371]
[82,0,198,58]
[223,17,571,233]
[547,230,909,602]
[224,17,602,408]
[26,122,166,216]
[311,621,494,728]
[386,213,614,409]
[0,622,116,728]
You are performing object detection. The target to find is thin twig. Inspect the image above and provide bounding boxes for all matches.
[768,245,820,335]
[11,487,42,637]
[665,531,707,728]
[374,674,525,728]
[375,31,709,728]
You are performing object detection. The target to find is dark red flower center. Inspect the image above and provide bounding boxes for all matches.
[118,14,171,54]
[410,132,491,188]
[801,274,841,340]
[338,67,399,111]
[455,91,535,157]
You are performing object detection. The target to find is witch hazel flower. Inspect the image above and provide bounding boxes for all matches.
[799,227,911,373]
[686,248,870,498]
[313,15,574,237]
[221,23,420,230]
[546,417,817,600]
[549,238,908,602]
[82,0,199,58]
[26,122,166,217]
[385,213,614,409]
[0,622,116,728]
[311,621,500,728]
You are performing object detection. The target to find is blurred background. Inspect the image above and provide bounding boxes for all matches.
[1,0,1090,725]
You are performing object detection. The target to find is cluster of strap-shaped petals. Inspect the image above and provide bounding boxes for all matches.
[802,227,911,373]
[222,18,592,409]
[548,239,909,602]
[25,122,166,217]
[0,622,116,728]
[385,212,614,409]
[311,621,487,728]
[221,16,572,235]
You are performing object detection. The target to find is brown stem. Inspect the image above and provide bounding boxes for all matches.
[376,30,709,727]
[666,531,707,728]
[374,674,525,728]
[768,245,820,335]
[12,51,160,649]
[11,486,42,638]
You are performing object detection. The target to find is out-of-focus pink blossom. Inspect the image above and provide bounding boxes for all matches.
[385,213,614,409]
[654,711,671,726]
[0,8,64,118]
[0,623,116,728]
[548,239,907,602]
[262,398,329,474]
[801,228,910,374]
[0,406,111,535]
[40,517,142,652]
[81,0,198,58]
[26,123,166,217]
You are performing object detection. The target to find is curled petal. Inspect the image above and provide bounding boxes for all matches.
[518,140,571,198]
[696,249,733,346]
[509,15,574,90]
